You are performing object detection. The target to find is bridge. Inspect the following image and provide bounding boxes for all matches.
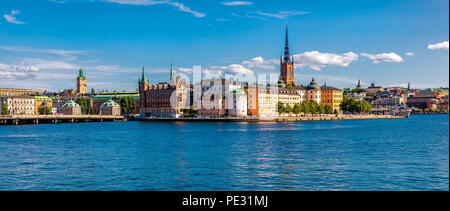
[0,115,125,125]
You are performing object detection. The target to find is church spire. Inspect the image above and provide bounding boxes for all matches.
[170,60,174,81]
[140,66,147,83]
[283,25,291,63]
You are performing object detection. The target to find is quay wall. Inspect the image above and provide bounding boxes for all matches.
[139,114,405,123]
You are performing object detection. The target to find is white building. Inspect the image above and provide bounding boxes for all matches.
[0,96,35,115]
[227,89,248,117]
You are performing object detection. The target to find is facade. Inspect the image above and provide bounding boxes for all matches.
[294,85,307,103]
[62,100,81,115]
[0,96,35,115]
[306,78,321,104]
[257,86,279,118]
[139,66,188,118]
[77,68,87,95]
[321,86,343,112]
[246,86,259,116]
[228,89,248,117]
[100,99,121,116]
[195,78,242,118]
[0,88,44,97]
[280,26,295,86]
[278,87,301,107]
[34,96,53,115]
[372,96,406,108]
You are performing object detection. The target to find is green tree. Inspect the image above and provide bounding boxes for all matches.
[1,103,10,115]
[120,96,136,115]
[293,103,302,115]
[76,97,92,115]
[300,101,310,114]
[340,96,372,113]
[38,106,52,115]
[91,88,96,95]
[324,105,333,114]
[277,101,285,114]
[318,104,325,114]
[310,100,319,114]
[285,104,292,114]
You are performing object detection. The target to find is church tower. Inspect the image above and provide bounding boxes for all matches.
[280,25,295,86]
[138,66,150,108]
[77,68,87,95]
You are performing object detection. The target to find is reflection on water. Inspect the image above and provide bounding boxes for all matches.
[0,115,448,191]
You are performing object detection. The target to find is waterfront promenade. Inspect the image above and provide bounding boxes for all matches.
[0,115,125,125]
[139,114,405,123]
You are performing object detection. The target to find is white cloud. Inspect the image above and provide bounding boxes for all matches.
[103,0,206,18]
[241,57,276,70]
[221,1,253,6]
[293,51,359,71]
[209,64,254,75]
[405,52,414,56]
[0,45,87,61]
[3,9,25,24]
[250,10,309,19]
[428,41,449,51]
[360,52,404,64]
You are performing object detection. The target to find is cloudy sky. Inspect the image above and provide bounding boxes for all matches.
[0,0,448,91]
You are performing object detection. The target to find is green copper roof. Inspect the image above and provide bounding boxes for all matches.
[63,100,80,108]
[230,89,247,95]
[78,68,86,79]
[100,99,120,108]
[34,96,52,101]
[307,78,321,91]
[92,92,139,100]
[139,66,149,83]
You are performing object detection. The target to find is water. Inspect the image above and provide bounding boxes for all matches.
[0,115,448,191]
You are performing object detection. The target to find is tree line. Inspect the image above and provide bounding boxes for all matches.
[278,100,334,115]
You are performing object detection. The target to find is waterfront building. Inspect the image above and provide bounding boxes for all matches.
[0,88,45,97]
[62,100,81,115]
[280,25,295,86]
[257,86,279,118]
[34,96,53,115]
[0,96,35,115]
[372,96,406,109]
[228,89,248,117]
[77,68,87,95]
[100,99,121,116]
[278,87,301,108]
[293,85,307,103]
[139,65,188,118]
[246,86,259,116]
[93,91,139,114]
[321,86,343,113]
[306,78,321,104]
[195,78,243,118]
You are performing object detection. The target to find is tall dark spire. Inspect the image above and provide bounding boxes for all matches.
[283,25,291,62]
[170,60,174,81]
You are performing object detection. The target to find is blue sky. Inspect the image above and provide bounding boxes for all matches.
[0,0,448,92]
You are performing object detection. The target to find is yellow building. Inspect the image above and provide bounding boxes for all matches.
[321,86,343,113]
[34,96,53,114]
[77,68,87,94]
[257,87,279,118]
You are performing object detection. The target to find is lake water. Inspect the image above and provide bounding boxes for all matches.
[0,114,448,191]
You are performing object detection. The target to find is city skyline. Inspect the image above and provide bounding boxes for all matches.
[0,0,449,91]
